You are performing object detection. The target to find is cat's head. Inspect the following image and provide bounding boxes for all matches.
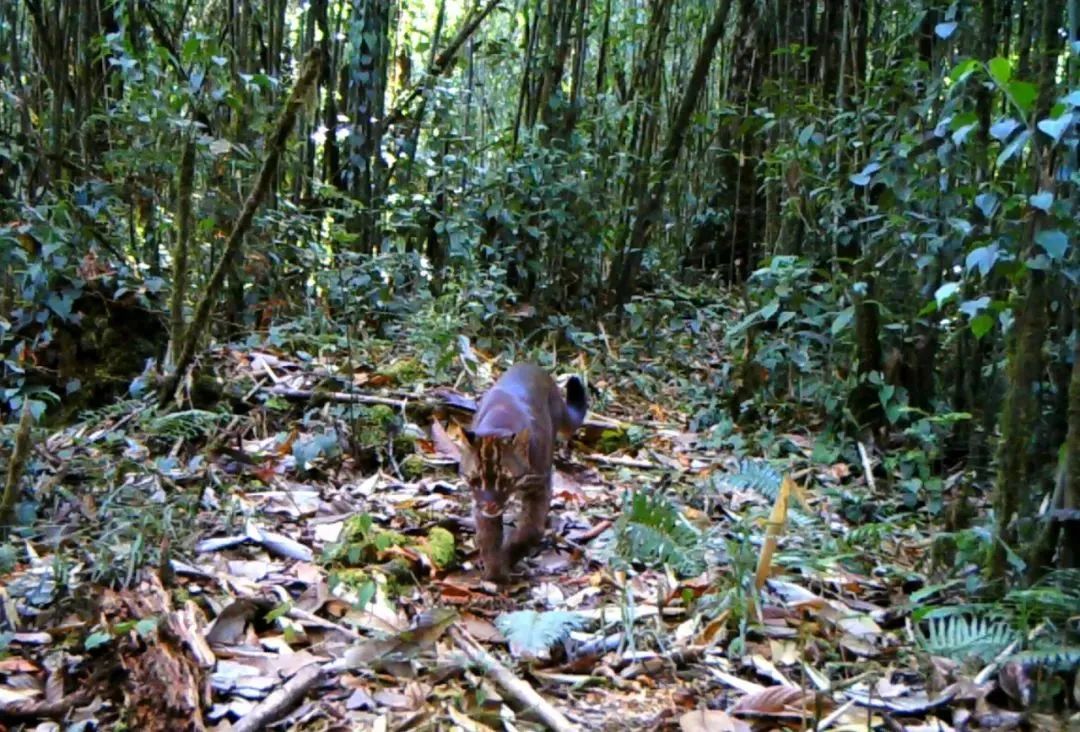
[459,428,533,517]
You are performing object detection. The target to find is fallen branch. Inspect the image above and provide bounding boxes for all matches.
[267,385,411,410]
[580,453,659,470]
[0,689,94,720]
[232,662,324,732]
[448,623,580,732]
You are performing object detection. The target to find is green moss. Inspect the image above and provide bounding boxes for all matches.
[377,358,424,385]
[421,526,456,569]
[598,427,630,452]
[400,454,426,480]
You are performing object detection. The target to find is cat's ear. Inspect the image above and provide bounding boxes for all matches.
[512,428,530,456]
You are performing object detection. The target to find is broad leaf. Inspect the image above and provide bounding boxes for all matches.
[1028,191,1054,211]
[989,118,1020,141]
[849,162,881,187]
[1037,114,1072,144]
[975,193,999,218]
[934,282,960,308]
[831,306,854,336]
[958,297,990,318]
[996,129,1031,167]
[1007,81,1037,114]
[970,314,994,339]
[988,57,1011,86]
[967,245,997,276]
[934,21,957,39]
[1035,230,1069,260]
[950,58,979,82]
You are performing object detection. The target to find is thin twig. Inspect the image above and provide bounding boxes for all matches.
[580,453,658,470]
[857,441,877,493]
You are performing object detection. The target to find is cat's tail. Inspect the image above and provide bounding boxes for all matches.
[563,375,588,432]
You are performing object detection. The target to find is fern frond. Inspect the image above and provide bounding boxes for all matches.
[144,410,229,440]
[1006,647,1080,673]
[916,615,1017,663]
[495,610,587,658]
[724,459,783,500]
[77,398,148,425]
[615,489,705,576]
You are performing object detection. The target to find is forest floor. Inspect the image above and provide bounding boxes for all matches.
[0,342,1073,731]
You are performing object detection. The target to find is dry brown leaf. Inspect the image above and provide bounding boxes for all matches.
[429,419,461,460]
[730,685,812,718]
[0,657,39,673]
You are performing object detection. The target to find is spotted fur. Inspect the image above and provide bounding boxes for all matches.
[459,363,587,582]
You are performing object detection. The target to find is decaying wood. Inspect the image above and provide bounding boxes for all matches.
[448,623,580,732]
[0,688,94,720]
[232,662,324,732]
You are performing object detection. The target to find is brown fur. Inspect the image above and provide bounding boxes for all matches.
[459,363,587,581]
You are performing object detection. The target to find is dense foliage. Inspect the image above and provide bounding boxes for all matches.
[1,0,1078,667]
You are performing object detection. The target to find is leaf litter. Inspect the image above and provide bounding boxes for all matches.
[1,345,1077,730]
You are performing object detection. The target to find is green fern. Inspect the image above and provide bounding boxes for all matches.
[1005,647,1080,673]
[495,610,587,658]
[77,398,148,425]
[144,409,229,440]
[615,489,705,576]
[1004,569,1080,627]
[724,459,783,500]
[915,614,1017,664]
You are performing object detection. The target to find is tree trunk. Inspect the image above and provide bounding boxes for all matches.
[609,0,735,310]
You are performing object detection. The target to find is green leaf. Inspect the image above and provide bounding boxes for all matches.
[934,21,957,38]
[356,580,377,610]
[988,56,1011,86]
[970,314,994,339]
[849,161,881,187]
[1036,114,1072,144]
[1029,191,1054,211]
[85,631,112,650]
[989,118,1020,141]
[965,244,1000,276]
[1035,230,1068,260]
[950,59,979,82]
[934,282,961,308]
[27,399,47,421]
[975,193,999,218]
[996,129,1031,167]
[135,618,159,638]
[1006,81,1037,114]
[831,306,854,336]
[958,297,990,318]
